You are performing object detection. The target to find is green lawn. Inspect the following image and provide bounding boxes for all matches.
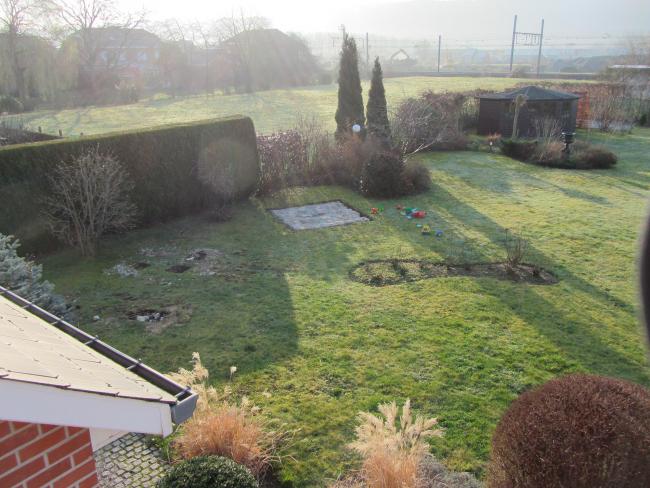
[10,76,586,136]
[41,128,650,486]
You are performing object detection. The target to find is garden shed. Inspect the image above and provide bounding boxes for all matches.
[477,86,580,137]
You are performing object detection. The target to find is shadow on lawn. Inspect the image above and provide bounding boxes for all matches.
[67,206,301,380]
[386,182,650,385]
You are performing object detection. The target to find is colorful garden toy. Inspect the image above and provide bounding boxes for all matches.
[371,207,379,215]
[422,225,431,235]
[435,229,443,237]
[412,210,426,219]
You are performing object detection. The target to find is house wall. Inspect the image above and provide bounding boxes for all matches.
[0,420,98,488]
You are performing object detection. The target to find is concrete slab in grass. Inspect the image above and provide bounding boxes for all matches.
[270,201,369,230]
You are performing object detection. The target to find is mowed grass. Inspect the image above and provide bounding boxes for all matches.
[40,128,650,486]
[11,76,586,136]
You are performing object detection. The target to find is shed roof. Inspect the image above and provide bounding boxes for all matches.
[0,294,177,403]
[479,85,580,101]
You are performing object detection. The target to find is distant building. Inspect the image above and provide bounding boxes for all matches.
[477,85,580,137]
[0,286,197,487]
[73,27,163,87]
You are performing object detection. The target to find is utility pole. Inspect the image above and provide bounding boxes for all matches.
[437,34,441,73]
[509,14,517,73]
[366,32,370,67]
[536,18,545,78]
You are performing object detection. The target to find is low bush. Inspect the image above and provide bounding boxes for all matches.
[570,141,618,169]
[168,354,282,478]
[499,139,537,161]
[361,145,405,198]
[158,456,258,488]
[401,161,432,195]
[0,116,259,253]
[0,96,23,114]
[0,233,68,316]
[487,374,650,488]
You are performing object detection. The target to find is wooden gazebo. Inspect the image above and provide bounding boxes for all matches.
[477,86,580,137]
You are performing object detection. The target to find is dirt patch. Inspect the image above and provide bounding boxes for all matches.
[167,264,191,273]
[132,262,150,270]
[350,259,557,286]
[126,305,192,334]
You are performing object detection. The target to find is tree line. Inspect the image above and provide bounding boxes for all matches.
[0,0,321,111]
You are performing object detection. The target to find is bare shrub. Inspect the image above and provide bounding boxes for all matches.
[487,374,650,488]
[169,353,284,478]
[347,399,443,488]
[502,229,528,270]
[391,92,467,156]
[44,147,136,257]
[533,116,561,145]
[533,141,564,166]
[589,85,635,132]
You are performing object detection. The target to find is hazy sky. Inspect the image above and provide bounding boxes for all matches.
[127,0,650,40]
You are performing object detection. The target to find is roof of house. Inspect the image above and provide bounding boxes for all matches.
[479,85,580,101]
[0,296,177,403]
[0,286,197,436]
[75,27,161,49]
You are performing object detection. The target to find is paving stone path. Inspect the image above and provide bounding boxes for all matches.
[270,201,368,230]
[95,433,169,487]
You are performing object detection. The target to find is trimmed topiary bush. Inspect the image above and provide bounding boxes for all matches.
[401,160,431,195]
[361,146,405,198]
[487,374,650,488]
[158,456,258,488]
[0,116,259,253]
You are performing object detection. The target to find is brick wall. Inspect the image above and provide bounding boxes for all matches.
[0,421,98,488]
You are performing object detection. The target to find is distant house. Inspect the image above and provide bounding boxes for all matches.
[0,286,197,487]
[477,86,580,137]
[73,27,163,87]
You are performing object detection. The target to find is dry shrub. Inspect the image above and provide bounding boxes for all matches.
[169,353,282,478]
[502,229,528,270]
[571,141,618,169]
[313,134,371,190]
[44,147,137,257]
[344,399,444,488]
[487,374,650,488]
[533,141,564,166]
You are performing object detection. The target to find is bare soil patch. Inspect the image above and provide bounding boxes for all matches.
[350,259,557,286]
[126,304,192,334]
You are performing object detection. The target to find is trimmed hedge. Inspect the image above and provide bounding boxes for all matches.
[0,116,259,253]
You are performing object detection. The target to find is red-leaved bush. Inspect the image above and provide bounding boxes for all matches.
[487,374,650,488]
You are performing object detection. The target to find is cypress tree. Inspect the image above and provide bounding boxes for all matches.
[366,57,391,142]
[335,33,364,139]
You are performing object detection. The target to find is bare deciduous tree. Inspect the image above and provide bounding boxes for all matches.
[0,0,40,99]
[47,0,146,91]
[44,147,137,256]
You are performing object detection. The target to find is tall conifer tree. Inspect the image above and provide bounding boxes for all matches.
[335,33,364,139]
[366,57,390,142]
